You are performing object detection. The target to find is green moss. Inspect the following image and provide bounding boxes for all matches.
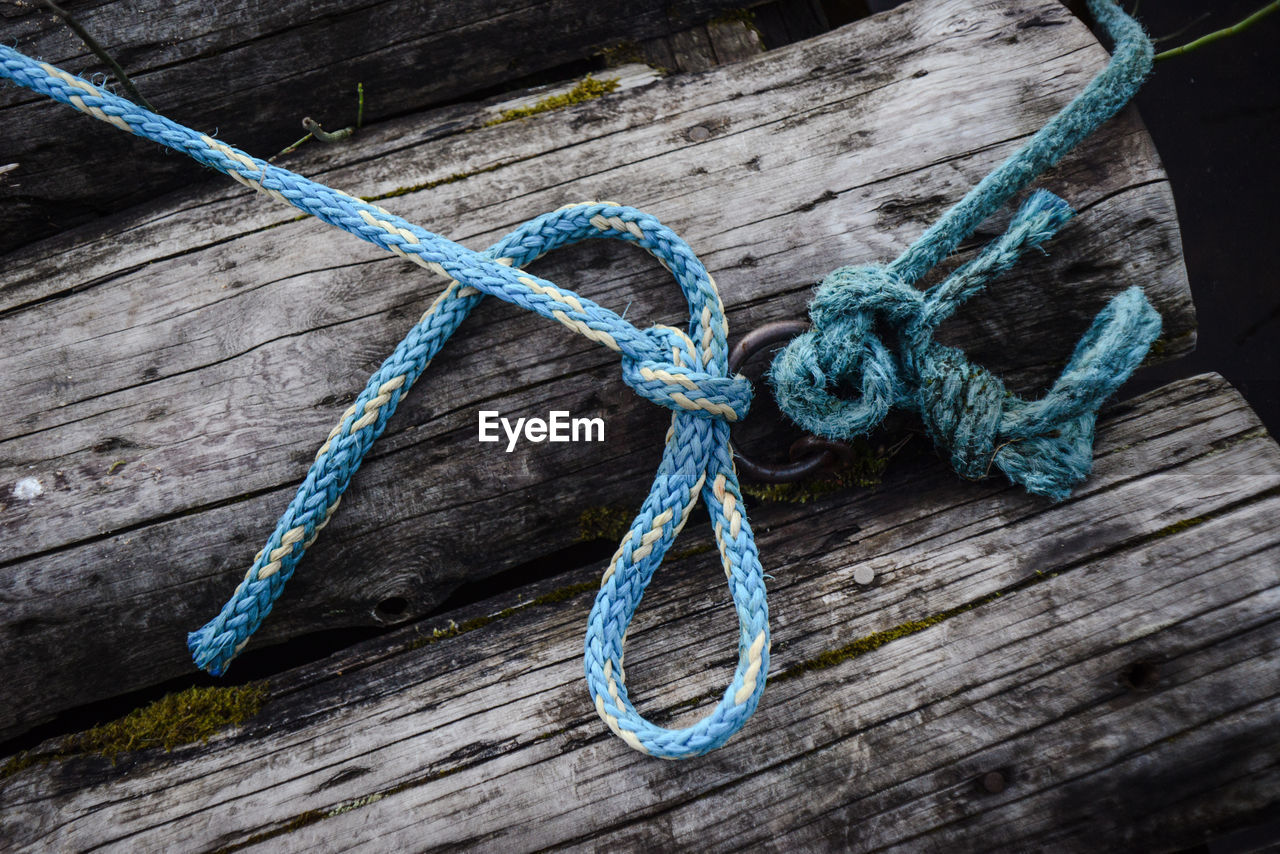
[406,580,599,652]
[2,682,269,781]
[742,477,845,505]
[577,505,633,543]
[484,76,620,127]
[365,161,507,203]
[73,683,268,757]
[211,808,328,854]
[742,436,909,504]
[1207,427,1270,456]
[666,693,710,713]
[774,612,954,682]
[775,584,1025,683]
[669,541,716,561]
[220,749,483,851]
[326,793,385,816]
[598,41,644,67]
[1150,515,1208,539]
[759,493,1247,687]
[257,212,310,233]
[0,751,39,780]
[529,579,598,606]
[408,613,498,649]
[576,507,715,558]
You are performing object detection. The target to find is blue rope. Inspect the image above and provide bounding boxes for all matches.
[0,47,763,759]
[770,0,1162,501]
[0,0,1157,756]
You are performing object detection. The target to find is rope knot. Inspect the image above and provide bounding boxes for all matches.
[771,190,1163,501]
[915,348,1006,480]
[768,264,913,441]
[809,264,923,330]
[621,325,752,422]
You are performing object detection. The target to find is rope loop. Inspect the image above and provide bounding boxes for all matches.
[0,39,771,754]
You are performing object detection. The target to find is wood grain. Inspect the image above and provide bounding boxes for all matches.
[1,373,1274,852]
[0,0,1193,740]
[0,0,770,252]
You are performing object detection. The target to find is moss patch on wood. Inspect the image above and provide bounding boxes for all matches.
[1150,515,1208,539]
[598,41,645,67]
[771,489,1253,685]
[365,161,507,202]
[484,76,620,127]
[670,541,716,560]
[577,507,715,560]
[73,682,268,756]
[577,505,633,543]
[407,580,599,652]
[217,741,510,851]
[742,436,909,504]
[2,682,269,781]
[774,588,1013,683]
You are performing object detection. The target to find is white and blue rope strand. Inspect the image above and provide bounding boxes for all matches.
[1,45,766,758]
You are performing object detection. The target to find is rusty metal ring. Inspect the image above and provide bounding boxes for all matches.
[727,320,853,483]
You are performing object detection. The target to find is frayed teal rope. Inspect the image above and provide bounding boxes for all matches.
[770,0,1162,501]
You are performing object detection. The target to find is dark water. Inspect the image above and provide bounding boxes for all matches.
[1126,0,1280,433]
[857,0,1280,431]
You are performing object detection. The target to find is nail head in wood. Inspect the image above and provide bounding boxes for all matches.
[980,770,1007,794]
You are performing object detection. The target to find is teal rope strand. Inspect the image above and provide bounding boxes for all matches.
[770,0,1162,500]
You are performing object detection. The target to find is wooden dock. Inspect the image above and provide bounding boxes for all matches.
[1,0,1275,850]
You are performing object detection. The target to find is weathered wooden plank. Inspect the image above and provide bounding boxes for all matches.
[0,0,775,253]
[707,19,767,65]
[1,374,1275,851]
[0,0,1194,739]
[670,26,720,72]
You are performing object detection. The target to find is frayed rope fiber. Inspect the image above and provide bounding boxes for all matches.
[770,0,1162,501]
[2,0,1156,756]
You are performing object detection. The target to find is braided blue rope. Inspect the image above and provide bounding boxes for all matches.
[770,0,1163,501]
[1,0,1157,757]
[0,47,763,758]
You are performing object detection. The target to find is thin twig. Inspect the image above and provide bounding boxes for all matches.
[269,83,363,161]
[1155,1,1279,61]
[40,0,154,110]
[269,132,313,162]
[1154,12,1212,45]
[302,117,353,143]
